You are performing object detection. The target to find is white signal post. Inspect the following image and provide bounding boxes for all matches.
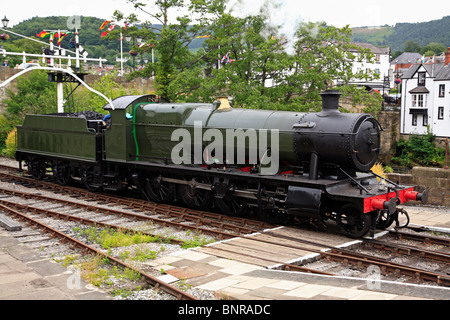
[0,27,107,113]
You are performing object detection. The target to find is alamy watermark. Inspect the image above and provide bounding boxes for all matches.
[365,265,382,290]
[171,121,280,175]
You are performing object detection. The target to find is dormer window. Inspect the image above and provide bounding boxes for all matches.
[418,72,426,86]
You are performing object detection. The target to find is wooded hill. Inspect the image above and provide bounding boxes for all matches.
[4,15,449,64]
[4,16,204,65]
[352,15,450,52]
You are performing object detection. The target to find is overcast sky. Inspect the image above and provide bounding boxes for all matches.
[1,0,448,29]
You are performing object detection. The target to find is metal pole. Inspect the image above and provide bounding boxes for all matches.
[445,137,449,169]
[120,32,123,76]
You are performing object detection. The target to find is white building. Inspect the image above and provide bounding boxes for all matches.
[400,47,450,137]
[346,42,392,91]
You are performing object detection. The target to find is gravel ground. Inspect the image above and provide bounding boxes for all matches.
[0,156,217,300]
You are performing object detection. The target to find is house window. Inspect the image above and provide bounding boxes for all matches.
[418,72,426,86]
[412,114,417,126]
[375,54,380,63]
[418,94,424,107]
[439,84,445,97]
[423,115,428,127]
[438,107,444,120]
[412,94,425,108]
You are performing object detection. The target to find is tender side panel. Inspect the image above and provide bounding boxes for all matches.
[16,115,98,162]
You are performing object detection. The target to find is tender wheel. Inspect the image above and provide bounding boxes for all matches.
[215,194,248,217]
[335,204,371,238]
[178,178,213,210]
[29,160,46,180]
[53,164,71,186]
[144,174,174,203]
[82,168,102,192]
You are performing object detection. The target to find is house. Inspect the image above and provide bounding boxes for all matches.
[345,42,392,91]
[400,47,450,138]
[390,52,423,88]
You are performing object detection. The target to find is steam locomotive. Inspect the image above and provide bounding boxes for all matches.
[15,90,427,238]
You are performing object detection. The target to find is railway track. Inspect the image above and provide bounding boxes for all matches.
[0,202,197,300]
[0,167,274,238]
[198,227,450,287]
[1,161,449,296]
[0,162,275,299]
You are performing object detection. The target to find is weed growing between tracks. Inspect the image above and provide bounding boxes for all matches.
[52,226,215,298]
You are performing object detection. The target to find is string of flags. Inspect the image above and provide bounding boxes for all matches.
[99,20,153,53]
[220,52,235,65]
[36,30,72,45]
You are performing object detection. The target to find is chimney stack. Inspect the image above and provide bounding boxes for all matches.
[446,47,450,66]
[320,90,341,114]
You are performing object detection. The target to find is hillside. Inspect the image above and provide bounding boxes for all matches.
[5,16,205,65]
[352,16,450,52]
[7,16,128,64]
[5,15,450,63]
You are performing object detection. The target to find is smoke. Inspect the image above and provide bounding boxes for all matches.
[228,0,304,54]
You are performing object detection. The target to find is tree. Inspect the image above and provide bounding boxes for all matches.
[2,70,57,124]
[110,0,212,101]
[113,0,381,113]
[403,40,421,53]
[421,42,446,55]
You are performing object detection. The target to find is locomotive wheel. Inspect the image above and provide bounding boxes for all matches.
[214,194,248,217]
[335,205,371,238]
[178,178,212,210]
[376,210,395,229]
[29,160,46,180]
[144,174,174,203]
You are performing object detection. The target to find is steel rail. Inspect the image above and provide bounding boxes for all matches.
[388,230,450,247]
[362,238,450,263]
[0,164,274,231]
[249,232,450,286]
[0,182,240,240]
[202,243,335,276]
[0,203,197,300]
[0,171,266,236]
[0,197,184,246]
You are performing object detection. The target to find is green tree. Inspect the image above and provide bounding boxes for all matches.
[421,42,446,55]
[2,70,57,124]
[403,40,421,53]
[109,0,211,101]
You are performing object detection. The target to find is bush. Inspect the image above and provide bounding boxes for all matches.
[3,128,17,158]
[392,131,445,168]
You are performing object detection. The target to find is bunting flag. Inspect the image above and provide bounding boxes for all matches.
[57,34,68,45]
[99,20,111,30]
[221,52,230,64]
[108,24,116,32]
[220,52,235,64]
[101,31,109,38]
[124,22,128,30]
[36,30,51,39]
[196,35,211,39]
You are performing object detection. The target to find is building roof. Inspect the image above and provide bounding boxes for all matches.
[348,42,390,55]
[402,64,421,79]
[435,65,450,80]
[401,63,447,80]
[409,86,430,94]
[391,52,422,64]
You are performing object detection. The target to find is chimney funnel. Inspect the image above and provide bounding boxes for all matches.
[319,90,341,116]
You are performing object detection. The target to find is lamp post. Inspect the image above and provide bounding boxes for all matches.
[125,35,137,71]
[2,16,9,28]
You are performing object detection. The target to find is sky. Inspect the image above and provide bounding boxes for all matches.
[1,0,448,30]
